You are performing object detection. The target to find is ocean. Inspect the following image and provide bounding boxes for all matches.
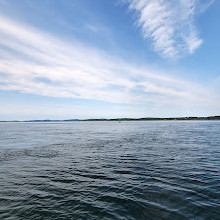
[0,121,219,219]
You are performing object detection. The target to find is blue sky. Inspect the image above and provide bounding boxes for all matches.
[0,0,219,120]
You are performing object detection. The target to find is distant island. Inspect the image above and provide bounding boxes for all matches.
[0,116,220,122]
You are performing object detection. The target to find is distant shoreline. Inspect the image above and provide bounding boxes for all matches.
[0,116,220,122]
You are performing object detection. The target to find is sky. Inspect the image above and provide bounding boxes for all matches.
[0,0,219,120]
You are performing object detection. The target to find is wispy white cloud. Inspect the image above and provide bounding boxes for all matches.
[0,14,218,109]
[127,0,213,58]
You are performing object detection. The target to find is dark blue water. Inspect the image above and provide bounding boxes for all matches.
[0,121,219,219]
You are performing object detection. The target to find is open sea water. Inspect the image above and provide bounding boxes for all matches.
[0,121,219,220]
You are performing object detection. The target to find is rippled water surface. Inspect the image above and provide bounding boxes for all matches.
[0,121,219,219]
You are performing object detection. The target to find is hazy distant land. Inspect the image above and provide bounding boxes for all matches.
[1,116,220,122]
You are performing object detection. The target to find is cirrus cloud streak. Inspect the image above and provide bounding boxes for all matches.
[0,14,218,109]
[127,0,213,58]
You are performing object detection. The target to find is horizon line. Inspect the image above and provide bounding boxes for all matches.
[1,116,220,122]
